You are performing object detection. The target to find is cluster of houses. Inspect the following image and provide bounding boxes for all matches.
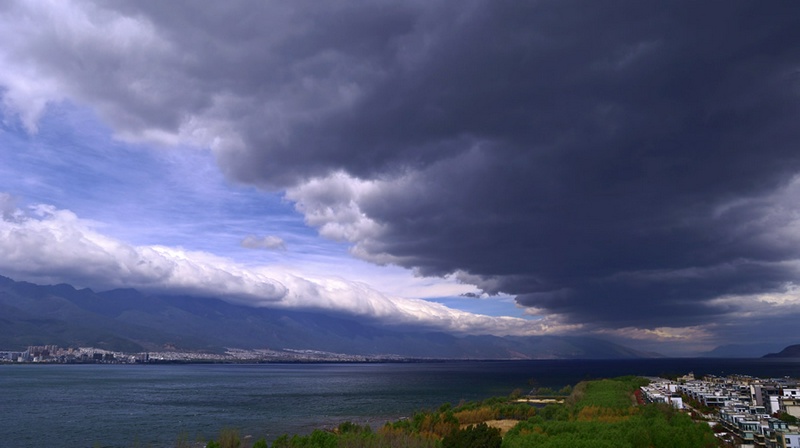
[641,373,800,448]
[0,345,149,363]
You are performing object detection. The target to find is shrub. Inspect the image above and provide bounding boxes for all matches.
[218,428,240,448]
[453,407,498,425]
[271,434,290,448]
[337,421,372,435]
[441,423,501,448]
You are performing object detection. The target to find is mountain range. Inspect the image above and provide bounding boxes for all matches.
[0,275,656,359]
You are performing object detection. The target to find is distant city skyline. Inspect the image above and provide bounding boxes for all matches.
[2,1,800,356]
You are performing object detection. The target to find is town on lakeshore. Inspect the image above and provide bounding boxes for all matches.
[0,345,410,364]
[642,373,800,447]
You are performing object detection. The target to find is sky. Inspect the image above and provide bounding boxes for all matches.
[1,0,799,356]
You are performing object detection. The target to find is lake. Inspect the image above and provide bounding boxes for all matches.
[1,358,799,447]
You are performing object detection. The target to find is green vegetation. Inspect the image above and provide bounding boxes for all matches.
[442,423,501,448]
[681,393,715,415]
[207,428,243,448]
[504,404,717,448]
[505,376,717,448]
[196,376,717,448]
[568,376,649,410]
[774,411,800,424]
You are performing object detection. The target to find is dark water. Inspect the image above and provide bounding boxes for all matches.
[1,359,798,447]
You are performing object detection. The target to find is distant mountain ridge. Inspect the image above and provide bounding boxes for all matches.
[763,344,800,358]
[701,343,787,358]
[0,275,654,359]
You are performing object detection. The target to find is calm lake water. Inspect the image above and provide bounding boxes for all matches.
[1,359,799,447]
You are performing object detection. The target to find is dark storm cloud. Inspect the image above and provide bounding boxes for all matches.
[4,0,800,333]
[273,1,800,329]
[185,1,800,328]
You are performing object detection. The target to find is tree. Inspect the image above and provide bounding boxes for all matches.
[441,423,501,448]
[271,434,290,448]
[558,385,573,396]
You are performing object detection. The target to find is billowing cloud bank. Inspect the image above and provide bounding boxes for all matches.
[3,1,800,349]
[0,194,543,335]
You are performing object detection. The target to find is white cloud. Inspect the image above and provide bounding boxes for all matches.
[0,0,174,134]
[0,197,542,336]
[593,325,718,355]
[710,284,800,313]
[286,172,385,243]
[241,235,287,251]
[286,171,414,267]
[596,325,713,342]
